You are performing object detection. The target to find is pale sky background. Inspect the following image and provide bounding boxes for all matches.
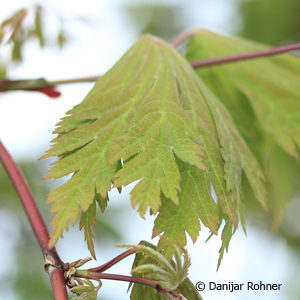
[0,1,298,300]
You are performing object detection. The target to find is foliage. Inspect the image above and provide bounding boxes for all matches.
[42,34,271,264]
[122,241,201,300]
[71,280,100,300]
[185,28,300,228]
[1,3,300,298]
[121,242,190,291]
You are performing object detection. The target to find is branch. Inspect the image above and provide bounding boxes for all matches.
[76,270,184,300]
[0,42,299,94]
[171,29,195,47]
[88,249,135,273]
[0,76,99,92]
[190,42,300,68]
[0,140,68,300]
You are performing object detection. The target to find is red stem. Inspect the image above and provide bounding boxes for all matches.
[0,140,68,300]
[191,42,300,68]
[0,42,299,93]
[171,29,195,47]
[89,249,135,273]
[78,270,183,299]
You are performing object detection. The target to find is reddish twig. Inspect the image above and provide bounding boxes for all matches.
[0,41,299,94]
[171,29,195,47]
[0,76,100,92]
[89,249,135,273]
[76,270,184,299]
[0,140,68,300]
[190,42,300,68]
[50,75,100,85]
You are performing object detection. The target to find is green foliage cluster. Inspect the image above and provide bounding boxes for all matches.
[43,33,279,265]
[186,29,300,230]
[123,242,201,300]
[72,280,100,300]
[42,30,300,279]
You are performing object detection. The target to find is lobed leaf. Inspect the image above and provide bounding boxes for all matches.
[186,28,300,157]
[43,33,266,260]
[186,28,300,229]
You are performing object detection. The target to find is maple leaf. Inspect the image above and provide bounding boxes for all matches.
[120,242,190,291]
[186,28,300,158]
[186,28,300,229]
[42,34,266,258]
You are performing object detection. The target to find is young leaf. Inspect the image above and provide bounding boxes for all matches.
[177,278,203,300]
[186,28,300,158]
[71,279,99,300]
[120,243,190,291]
[42,34,265,258]
[42,35,206,248]
[125,241,201,300]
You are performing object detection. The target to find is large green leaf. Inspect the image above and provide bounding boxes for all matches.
[186,28,300,157]
[43,34,266,257]
[186,28,300,228]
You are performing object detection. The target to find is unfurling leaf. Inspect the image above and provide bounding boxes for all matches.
[71,279,100,300]
[43,34,266,260]
[123,241,201,300]
[120,242,190,291]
